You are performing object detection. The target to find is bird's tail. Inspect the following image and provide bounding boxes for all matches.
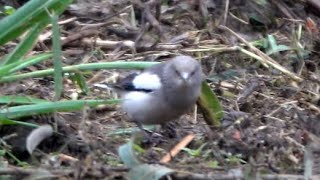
[93,83,114,90]
[93,83,126,96]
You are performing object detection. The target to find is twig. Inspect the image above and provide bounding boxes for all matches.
[58,153,79,162]
[47,17,77,27]
[0,167,73,176]
[160,133,195,163]
[270,0,295,19]
[61,29,100,46]
[172,172,305,180]
[219,25,303,82]
[229,12,249,25]
[133,0,163,34]
[223,0,230,25]
[81,38,135,50]
[183,46,239,53]
[298,100,320,114]
[144,0,163,34]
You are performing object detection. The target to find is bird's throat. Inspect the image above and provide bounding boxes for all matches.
[166,88,197,109]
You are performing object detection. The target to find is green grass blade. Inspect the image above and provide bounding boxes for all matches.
[70,73,89,94]
[0,61,158,83]
[1,22,48,65]
[0,0,49,45]
[0,96,48,105]
[0,118,39,128]
[0,53,53,77]
[0,0,73,46]
[0,99,121,119]
[51,14,63,101]
[197,82,223,127]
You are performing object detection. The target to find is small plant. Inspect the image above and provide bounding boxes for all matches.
[182,143,207,157]
[225,153,246,166]
[207,160,219,168]
[0,6,16,16]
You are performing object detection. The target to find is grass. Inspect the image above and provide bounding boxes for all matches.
[0,0,223,170]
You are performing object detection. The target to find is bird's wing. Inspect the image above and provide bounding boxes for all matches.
[115,70,162,93]
[115,72,142,91]
[95,62,166,93]
[93,73,140,91]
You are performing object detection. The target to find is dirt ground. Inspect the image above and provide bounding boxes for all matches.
[0,0,320,179]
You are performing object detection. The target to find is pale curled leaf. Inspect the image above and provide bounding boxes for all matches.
[118,141,141,168]
[26,125,53,154]
[130,164,174,180]
[118,139,174,180]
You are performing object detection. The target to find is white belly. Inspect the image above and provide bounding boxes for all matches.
[122,91,184,125]
[122,91,152,116]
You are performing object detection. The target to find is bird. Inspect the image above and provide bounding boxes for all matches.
[97,55,203,129]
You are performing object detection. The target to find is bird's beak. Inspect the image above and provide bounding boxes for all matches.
[181,72,189,81]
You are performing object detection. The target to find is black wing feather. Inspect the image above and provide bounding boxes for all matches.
[115,73,153,93]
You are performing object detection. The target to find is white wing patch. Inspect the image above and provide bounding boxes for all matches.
[132,73,162,90]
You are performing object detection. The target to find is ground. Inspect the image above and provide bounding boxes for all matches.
[0,0,320,179]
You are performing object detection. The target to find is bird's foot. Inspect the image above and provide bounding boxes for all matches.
[141,129,165,145]
[162,122,178,138]
[134,121,166,144]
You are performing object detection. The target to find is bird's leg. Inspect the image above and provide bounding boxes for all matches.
[134,120,164,144]
[162,122,178,138]
[135,120,151,135]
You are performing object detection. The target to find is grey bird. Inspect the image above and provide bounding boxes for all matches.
[111,55,204,128]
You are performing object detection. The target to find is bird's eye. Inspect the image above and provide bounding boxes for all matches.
[175,69,180,76]
[190,70,196,76]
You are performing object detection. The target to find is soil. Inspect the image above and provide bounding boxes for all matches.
[0,0,320,179]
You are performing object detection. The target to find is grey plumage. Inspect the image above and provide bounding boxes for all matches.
[116,55,203,126]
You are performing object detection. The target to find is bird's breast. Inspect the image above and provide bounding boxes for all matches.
[165,87,200,109]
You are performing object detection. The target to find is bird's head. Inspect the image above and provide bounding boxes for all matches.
[168,56,203,88]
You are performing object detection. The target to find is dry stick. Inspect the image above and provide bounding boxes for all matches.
[183,46,239,52]
[223,0,230,25]
[81,38,182,51]
[298,100,320,114]
[87,71,105,84]
[271,0,295,19]
[144,0,162,33]
[61,29,100,46]
[0,167,73,176]
[160,133,195,163]
[58,153,79,162]
[229,12,249,25]
[47,17,77,27]
[173,173,305,180]
[81,38,135,49]
[219,25,303,82]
